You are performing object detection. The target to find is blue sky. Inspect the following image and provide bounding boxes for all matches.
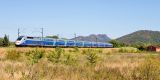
[0,0,160,41]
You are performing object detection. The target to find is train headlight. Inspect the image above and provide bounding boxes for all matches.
[15,41,21,45]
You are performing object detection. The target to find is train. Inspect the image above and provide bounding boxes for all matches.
[15,36,113,48]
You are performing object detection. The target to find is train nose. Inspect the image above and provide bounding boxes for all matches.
[15,41,21,45]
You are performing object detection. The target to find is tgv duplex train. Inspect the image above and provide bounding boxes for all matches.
[15,36,113,48]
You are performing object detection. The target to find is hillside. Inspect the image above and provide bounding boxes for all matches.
[71,34,111,42]
[117,30,160,45]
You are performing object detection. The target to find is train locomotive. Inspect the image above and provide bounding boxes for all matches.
[15,36,113,48]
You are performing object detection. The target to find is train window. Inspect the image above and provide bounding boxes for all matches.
[67,40,74,42]
[45,39,53,41]
[17,36,23,40]
[58,40,65,42]
[27,37,34,39]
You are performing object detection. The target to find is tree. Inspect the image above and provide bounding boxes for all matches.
[3,34,10,47]
[109,40,126,48]
[131,42,150,51]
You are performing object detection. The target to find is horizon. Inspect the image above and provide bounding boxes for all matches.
[0,0,160,41]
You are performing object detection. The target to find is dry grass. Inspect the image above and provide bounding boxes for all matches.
[0,47,160,80]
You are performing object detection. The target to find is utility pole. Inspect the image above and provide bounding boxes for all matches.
[96,37,98,47]
[74,33,77,41]
[55,34,59,46]
[74,33,77,46]
[41,28,44,40]
[56,34,59,42]
[57,34,59,39]
[41,28,44,47]
[18,28,20,37]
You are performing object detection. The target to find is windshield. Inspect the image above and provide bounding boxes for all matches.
[17,36,24,41]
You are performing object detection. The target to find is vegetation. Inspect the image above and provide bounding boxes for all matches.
[131,57,160,80]
[119,47,139,53]
[131,43,149,51]
[86,49,98,65]
[109,39,126,47]
[25,48,45,64]
[0,34,10,47]
[47,47,64,63]
[0,38,3,46]
[6,49,20,60]
[0,47,160,80]
[3,34,10,47]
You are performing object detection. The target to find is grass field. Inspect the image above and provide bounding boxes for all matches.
[0,47,160,80]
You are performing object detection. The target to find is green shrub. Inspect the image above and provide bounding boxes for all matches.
[64,54,77,65]
[119,47,139,53]
[48,51,60,63]
[26,48,45,64]
[81,49,87,54]
[82,49,91,55]
[131,43,149,51]
[6,49,20,60]
[86,49,98,65]
[97,49,103,53]
[0,38,3,46]
[73,47,79,52]
[55,47,64,55]
[48,47,64,63]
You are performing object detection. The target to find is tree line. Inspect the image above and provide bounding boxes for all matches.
[109,39,151,51]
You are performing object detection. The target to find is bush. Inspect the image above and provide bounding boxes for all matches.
[48,47,64,63]
[86,49,98,65]
[97,49,103,53]
[6,49,20,60]
[81,49,87,54]
[119,47,139,53]
[73,47,79,52]
[64,54,77,65]
[0,38,3,46]
[132,43,148,51]
[55,47,64,55]
[26,48,45,64]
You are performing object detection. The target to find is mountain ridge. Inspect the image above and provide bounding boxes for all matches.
[71,34,111,42]
[116,30,160,45]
